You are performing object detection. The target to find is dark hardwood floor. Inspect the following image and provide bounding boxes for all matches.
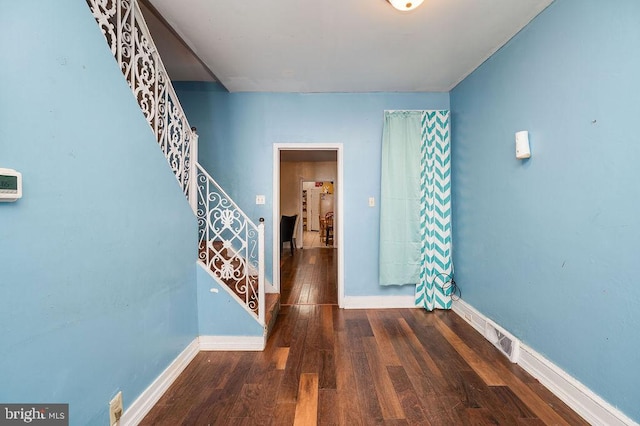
[280,248,337,306]
[141,249,587,425]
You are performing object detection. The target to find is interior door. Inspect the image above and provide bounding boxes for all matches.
[307,188,321,231]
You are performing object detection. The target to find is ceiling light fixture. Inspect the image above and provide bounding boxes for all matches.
[386,0,424,12]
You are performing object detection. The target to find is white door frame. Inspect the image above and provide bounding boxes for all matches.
[273,143,345,308]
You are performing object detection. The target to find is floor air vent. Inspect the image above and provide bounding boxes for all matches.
[485,321,520,363]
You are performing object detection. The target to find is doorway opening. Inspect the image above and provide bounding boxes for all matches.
[273,143,344,307]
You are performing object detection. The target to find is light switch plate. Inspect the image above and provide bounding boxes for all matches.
[368,197,375,207]
[256,195,266,205]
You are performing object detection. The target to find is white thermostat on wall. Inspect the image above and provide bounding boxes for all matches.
[0,168,22,202]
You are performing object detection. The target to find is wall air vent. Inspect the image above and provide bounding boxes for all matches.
[485,321,520,363]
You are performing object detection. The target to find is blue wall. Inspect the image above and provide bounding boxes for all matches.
[174,83,449,297]
[0,2,198,424]
[196,266,264,336]
[450,0,640,421]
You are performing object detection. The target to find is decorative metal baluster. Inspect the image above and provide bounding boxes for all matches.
[87,0,264,326]
[196,165,264,323]
[87,0,195,207]
[88,0,116,54]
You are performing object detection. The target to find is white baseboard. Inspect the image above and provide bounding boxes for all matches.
[119,334,265,425]
[452,298,637,426]
[199,335,265,351]
[451,297,489,335]
[518,344,637,426]
[121,338,199,426]
[342,295,416,309]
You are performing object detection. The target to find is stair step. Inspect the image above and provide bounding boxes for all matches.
[265,293,280,337]
[199,240,228,260]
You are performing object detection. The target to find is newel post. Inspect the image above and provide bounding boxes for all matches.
[258,217,265,326]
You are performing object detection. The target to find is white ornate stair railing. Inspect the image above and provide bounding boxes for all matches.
[87,0,197,211]
[196,164,265,325]
[87,0,266,325]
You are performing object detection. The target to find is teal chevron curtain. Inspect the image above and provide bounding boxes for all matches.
[379,110,452,311]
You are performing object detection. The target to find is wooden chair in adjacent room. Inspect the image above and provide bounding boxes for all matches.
[280,214,298,255]
[324,212,334,246]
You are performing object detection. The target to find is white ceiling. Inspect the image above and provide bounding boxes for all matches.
[146,0,553,93]
[139,1,216,82]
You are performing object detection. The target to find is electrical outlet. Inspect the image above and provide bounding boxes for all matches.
[109,391,123,426]
[256,195,266,205]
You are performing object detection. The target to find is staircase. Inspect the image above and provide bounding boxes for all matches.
[86,0,278,337]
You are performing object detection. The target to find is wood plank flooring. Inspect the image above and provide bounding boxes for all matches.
[141,249,587,425]
[280,248,337,306]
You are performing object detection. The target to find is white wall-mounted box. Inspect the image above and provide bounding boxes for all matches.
[0,168,22,202]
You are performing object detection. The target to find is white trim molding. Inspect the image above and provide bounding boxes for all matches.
[120,338,199,425]
[452,298,638,426]
[342,295,416,309]
[272,143,345,307]
[518,344,637,426]
[199,335,266,351]
[451,298,491,336]
[119,334,267,424]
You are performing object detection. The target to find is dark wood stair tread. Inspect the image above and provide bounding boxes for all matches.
[265,293,280,337]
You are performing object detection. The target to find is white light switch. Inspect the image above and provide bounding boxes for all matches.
[368,197,375,207]
[256,195,266,205]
